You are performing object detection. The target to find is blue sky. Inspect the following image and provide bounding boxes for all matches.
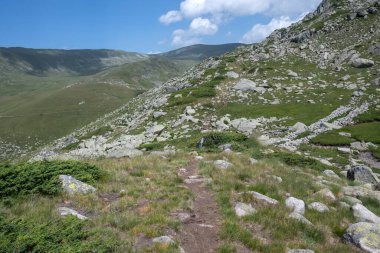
[0,0,321,53]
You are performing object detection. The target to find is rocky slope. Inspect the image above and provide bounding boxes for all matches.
[9,0,380,252]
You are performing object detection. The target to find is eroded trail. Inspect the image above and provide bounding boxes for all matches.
[178,160,221,253]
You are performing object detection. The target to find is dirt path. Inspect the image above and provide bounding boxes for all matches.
[178,160,221,253]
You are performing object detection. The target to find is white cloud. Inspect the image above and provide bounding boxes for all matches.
[189,17,218,35]
[241,13,307,43]
[160,0,322,47]
[241,16,294,43]
[159,10,183,25]
[171,18,218,47]
[161,0,321,24]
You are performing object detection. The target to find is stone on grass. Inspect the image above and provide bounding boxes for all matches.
[348,165,380,186]
[323,170,339,179]
[58,207,88,220]
[286,197,305,215]
[152,236,175,245]
[214,160,233,170]
[235,202,256,217]
[287,250,315,253]
[351,58,374,68]
[343,222,380,253]
[352,204,380,224]
[249,191,279,205]
[308,202,329,212]
[289,212,313,226]
[233,79,257,91]
[316,188,336,201]
[59,175,96,195]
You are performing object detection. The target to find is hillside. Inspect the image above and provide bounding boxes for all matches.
[0,44,239,159]
[2,0,380,252]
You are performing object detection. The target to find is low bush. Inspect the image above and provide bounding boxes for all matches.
[0,160,103,197]
[0,215,123,252]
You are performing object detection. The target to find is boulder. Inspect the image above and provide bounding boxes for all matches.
[343,222,380,253]
[286,197,305,215]
[249,191,279,205]
[214,160,233,170]
[153,111,167,118]
[146,124,165,135]
[352,204,380,224]
[356,9,368,17]
[351,58,375,68]
[347,165,380,186]
[235,202,256,217]
[59,175,96,195]
[58,207,88,220]
[226,71,239,79]
[230,118,261,135]
[323,170,339,179]
[316,188,336,201]
[287,70,299,77]
[372,77,380,86]
[233,79,257,91]
[369,43,380,56]
[308,202,329,213]
[367,7,378,15]
[152,236,175,245]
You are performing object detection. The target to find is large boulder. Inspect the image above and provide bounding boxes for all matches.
[290,122,307,133]
[347,165,380,187]
[249,191,279,205]
[308,202,329,213]
[230,118,261,135]
[343,222,380,253]
[233,79,257,91]
[59,175,96,195]
[351,58,375,68]
[352,204,380,224]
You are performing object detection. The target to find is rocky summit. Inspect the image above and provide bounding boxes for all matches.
[1,0,380,252]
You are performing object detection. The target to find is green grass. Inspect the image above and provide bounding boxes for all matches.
[311,132,352,146]
[355,107,380,123]
[0,160,103,197]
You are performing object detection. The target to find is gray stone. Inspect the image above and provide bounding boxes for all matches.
[347,165,380,186]
[372,78,380,86]
[369,43,380,56]
[235,202,256,217]
[58,207,88,220]
[323,170,339,179]
[352,204,380,224]
[287,250,315,253]
[214,160,233,170]
[249,191,279,205]
[357,9,368,17]
[153,111,167,118]
[290,122,307,132]
[308,202,329,212]
[343,222,380,253]
[287,70,299,77]
[286,197,305,215]
[59,175,96,195]
[316,188,336,201]
[343,196,363,205]
[352,58,375,68]
[226,71,239,79]
[367,7,378,15]
[233,79,257,91]
[289,212,313,226]
[152,236,175,245]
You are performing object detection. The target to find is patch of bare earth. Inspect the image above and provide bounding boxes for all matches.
[177,160,222,253]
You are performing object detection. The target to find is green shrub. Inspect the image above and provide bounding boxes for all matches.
[267,152,335,172]
[0,215,125,252]
[0,160,103,197]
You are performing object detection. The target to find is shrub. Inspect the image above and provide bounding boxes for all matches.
[0,215,124,252]
[0,160,103,197]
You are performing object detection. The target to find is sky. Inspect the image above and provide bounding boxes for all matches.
[0,0,322,53]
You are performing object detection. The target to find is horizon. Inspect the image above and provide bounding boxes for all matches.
[0,0,322,53]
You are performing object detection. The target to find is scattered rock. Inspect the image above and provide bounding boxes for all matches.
[351,58,375,68]
[290,122,307,132]
[347,165,380,186]
[235,202,256,217]
[352,203,380,224]
[308,202,329,213]
[316,188,336,201]
[58,207,88,220]
[214,160,233,170]
[289,212,313,226]
[249,191,279,205]
[59,175,96,195]
[343,222,380,253]
[286,197,305,215]
[233,79,257,91]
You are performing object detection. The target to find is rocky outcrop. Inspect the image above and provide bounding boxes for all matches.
[343,222,380,253]
[59,175,96,195]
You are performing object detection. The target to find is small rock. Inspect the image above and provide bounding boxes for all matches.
[235,202,256,217]
[249,191,279,205]
[352,203,380,224]
[287,250,315,253]
[58,207,88,220]
[250,158,258,165]
[351,58,374,68]
[347,165,380,186]
[287,70,299,77]
[338,147,351,154]
[308,202,329,213]
[323,170,339,179]
[289,212,313,226]
[59,175,96,195]
[214,160,233,170]
[316,188,336,201]
[286,197,305,215]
